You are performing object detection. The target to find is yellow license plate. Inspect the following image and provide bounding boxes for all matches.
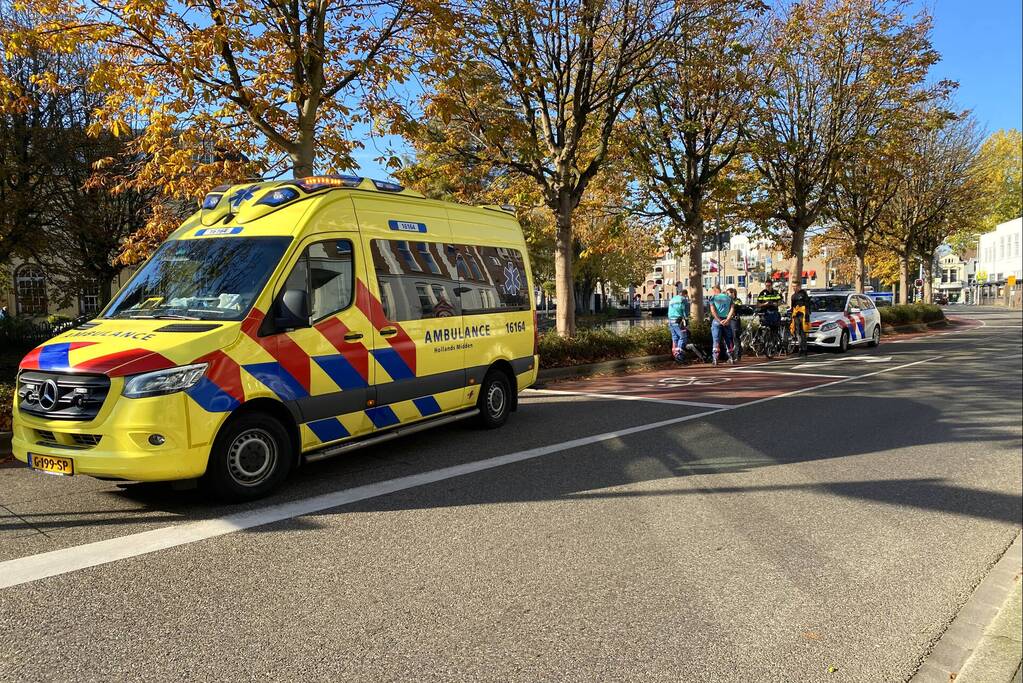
[29,453,74,476]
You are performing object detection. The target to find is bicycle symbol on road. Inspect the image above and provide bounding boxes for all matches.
[654,376,732,388]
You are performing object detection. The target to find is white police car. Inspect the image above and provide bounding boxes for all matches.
[805,290,882,352]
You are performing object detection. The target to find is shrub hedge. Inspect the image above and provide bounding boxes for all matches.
[878,303,945,326]
[0,380,13,432]
[539,320,714,369]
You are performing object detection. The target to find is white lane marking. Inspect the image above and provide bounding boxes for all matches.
[792,355,893,370]
[0,354,944,590]
[526,388,729,409]
[726,368,846,378]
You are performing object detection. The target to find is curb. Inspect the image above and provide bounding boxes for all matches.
[912,533,1023,683]
[882,319,949,335]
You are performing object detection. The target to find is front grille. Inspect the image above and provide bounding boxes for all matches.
[35,429,57,443]
[18,371,111,421]
[71,433,102,447]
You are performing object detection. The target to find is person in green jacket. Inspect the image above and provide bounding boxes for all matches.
[667,288,691,363]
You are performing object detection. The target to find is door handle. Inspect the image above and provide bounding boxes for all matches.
[379,327,398,337]
[344,332,364,341]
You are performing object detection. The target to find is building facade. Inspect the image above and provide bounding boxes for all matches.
[3,257,135,321]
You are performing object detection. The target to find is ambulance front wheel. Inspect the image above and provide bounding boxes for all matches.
[477,370,511,429]
[203,412,293,502]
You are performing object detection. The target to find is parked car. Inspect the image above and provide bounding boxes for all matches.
[804,290,882,352]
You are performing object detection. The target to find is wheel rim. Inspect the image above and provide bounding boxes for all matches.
[486,382,506,419]
[873,327,880,344]
[227,428,277,487]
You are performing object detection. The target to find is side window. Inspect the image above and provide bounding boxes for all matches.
[371,240,461,321]
[283,239,354,322]
[455,244,529,315]
[858,295,875,310]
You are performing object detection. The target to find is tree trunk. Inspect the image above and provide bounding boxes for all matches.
[290,130,315,178]
[922,257,933,304]
[788,223,809,299]
[898,255,909,304]
[687,218,705,323]
[854,243,868,292]
[554,194,576,337]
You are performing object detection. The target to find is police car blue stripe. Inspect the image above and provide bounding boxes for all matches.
[186,377,240,412]
[37,343,72,371]
[366,405,400,429]
[243,362,309,401]
[307,417,350,443]
[412,395,441,417]
[371,348,415,381]
[313,354,368,390]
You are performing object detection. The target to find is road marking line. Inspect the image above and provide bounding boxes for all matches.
[727,368,846,379]
[525,388,730,409]
[0,354,944,590]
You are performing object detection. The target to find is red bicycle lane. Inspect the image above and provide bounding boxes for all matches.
[542,361,837,406]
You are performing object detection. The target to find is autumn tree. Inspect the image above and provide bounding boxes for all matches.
[747,0,939,297]
[626,2,759,322]
[409,0,704,335]
[949,128,1023,251]
[8,0,438,260]
[880,111,983,303]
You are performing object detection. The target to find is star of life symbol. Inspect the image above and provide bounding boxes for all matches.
[502,262,523,295]
[229,185,258,208]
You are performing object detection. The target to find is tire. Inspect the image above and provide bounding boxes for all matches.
[837,330,849,353]
[203,412,293,502]
[868,325,881,347]
[477,369,512,429]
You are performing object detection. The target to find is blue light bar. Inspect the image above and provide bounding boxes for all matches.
[256,187,300,207]
[371,179,404,192]
[201,194,223,210]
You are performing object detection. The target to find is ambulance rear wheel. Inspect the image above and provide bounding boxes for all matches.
[204,413,292,502]
[477,370,511,429]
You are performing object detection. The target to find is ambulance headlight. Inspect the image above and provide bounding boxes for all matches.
[819,321,840,332]
[122,363,208,398]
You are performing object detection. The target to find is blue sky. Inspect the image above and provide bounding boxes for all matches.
[926,0,1022,133]
[352,0,1023,180]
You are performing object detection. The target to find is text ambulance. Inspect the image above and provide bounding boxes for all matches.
[12,176,539,500]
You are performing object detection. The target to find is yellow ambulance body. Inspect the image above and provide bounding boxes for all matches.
[12,176,539,499]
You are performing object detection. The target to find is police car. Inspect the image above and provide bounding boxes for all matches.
[805,289,882,352]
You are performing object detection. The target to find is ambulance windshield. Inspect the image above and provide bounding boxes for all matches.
[104,236,292,321]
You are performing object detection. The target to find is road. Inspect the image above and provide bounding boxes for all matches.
[1,306,1020,681]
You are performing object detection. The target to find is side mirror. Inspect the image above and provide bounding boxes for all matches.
[275,289,310,330]
[848,306,861,314]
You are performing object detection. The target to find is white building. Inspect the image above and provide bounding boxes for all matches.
[974,218,1022,306]
[976,218,1022,284]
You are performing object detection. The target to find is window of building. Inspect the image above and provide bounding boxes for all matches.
[396,241,422,272]
[14,264,47,316]
[79,282,102,316]
[415,242,442,275]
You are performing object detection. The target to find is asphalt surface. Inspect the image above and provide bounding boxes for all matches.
[1,305,1020,682]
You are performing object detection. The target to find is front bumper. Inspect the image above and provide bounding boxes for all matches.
[12,391,218,481]
[807,328,842,348]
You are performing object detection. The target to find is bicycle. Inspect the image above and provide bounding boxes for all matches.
[745,311,784,358]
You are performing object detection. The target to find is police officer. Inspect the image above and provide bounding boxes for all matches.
[756,280,783,330]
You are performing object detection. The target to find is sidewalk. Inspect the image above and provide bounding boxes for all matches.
[914,534,1023,683]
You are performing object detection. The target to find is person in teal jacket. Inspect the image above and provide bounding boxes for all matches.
[709,285,735,365]
[667,288,691,363]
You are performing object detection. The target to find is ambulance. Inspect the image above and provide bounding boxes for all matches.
[12,176,539,500]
